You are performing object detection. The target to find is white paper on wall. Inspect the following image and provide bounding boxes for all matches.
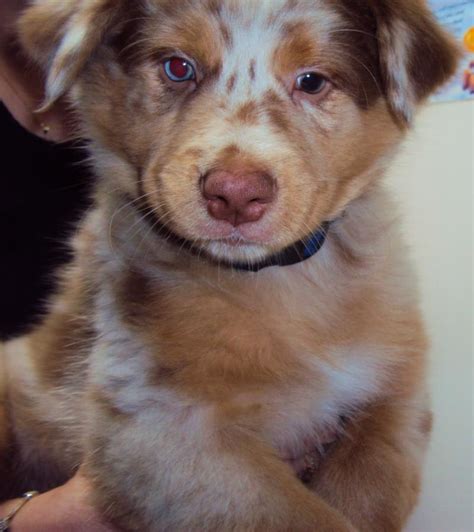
[429,0,474,102]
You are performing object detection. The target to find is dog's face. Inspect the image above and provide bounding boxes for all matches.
[20,0,458,266]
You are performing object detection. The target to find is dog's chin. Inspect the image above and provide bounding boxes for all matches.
[203,239,271,265]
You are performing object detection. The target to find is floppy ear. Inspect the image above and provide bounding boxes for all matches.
[372,0,460,124]
[18,0,125,110]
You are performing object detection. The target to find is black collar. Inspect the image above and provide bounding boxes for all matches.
[133,197,329,272]
[231,223,329,272]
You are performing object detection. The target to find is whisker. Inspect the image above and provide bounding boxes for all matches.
[328,43,383,100]
[118,35,159,59]
[107,190,161,260]
[328,29,379,42]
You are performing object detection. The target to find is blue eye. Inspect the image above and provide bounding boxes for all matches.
[163,57,196,82]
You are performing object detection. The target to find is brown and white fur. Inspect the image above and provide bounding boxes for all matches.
[0,1,459,530]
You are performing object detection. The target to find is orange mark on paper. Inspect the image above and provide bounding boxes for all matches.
[464,27,474,52]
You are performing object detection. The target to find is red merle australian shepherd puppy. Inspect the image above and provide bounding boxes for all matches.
[1,1,458,530]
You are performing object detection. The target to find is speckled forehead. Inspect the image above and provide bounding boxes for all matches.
[224,0,339,23]
[214,0,342,97]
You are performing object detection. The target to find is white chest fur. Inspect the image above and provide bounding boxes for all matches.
[235,346,385,461]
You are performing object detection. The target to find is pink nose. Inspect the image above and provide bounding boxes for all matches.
[202,171,275,226]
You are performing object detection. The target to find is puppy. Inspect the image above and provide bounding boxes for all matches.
[1,1,459,530]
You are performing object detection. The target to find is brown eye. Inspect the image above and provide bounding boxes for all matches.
[295,72,327,94]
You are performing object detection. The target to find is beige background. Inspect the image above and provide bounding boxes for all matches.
[385,100,473,532]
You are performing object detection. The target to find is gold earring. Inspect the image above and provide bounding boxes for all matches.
[40,122,50,135]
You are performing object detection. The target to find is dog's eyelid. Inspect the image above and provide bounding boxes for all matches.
[155,48,198,69]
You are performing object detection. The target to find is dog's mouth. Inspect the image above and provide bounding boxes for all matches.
[135,206,270,269]
[133,199,330,272]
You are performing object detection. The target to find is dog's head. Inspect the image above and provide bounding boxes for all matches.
[19,0,459,266]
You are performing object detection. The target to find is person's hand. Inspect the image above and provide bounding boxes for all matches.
[0,0,72,141]
[0,471,118,531]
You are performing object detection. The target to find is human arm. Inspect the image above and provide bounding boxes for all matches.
[0,472,117,532]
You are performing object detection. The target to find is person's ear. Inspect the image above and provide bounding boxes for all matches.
[18,0,124,110]
[372,0,461,125]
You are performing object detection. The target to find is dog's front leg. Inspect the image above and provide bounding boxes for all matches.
[309,401,432,532]
[83,394,356,532]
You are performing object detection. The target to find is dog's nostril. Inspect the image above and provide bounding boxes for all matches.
[250,197,268,204]
[206,195,230,209]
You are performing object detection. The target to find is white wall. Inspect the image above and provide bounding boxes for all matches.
[385,101,473,532]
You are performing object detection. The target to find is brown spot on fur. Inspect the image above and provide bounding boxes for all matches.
[116,270,155,328]
[262,90,285,107]
[248,60,256,81]
[235,100,259,124]
[261,90,290,132]
[219,21,232,47]
[266,106,290,133]
[226,73,237,92]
